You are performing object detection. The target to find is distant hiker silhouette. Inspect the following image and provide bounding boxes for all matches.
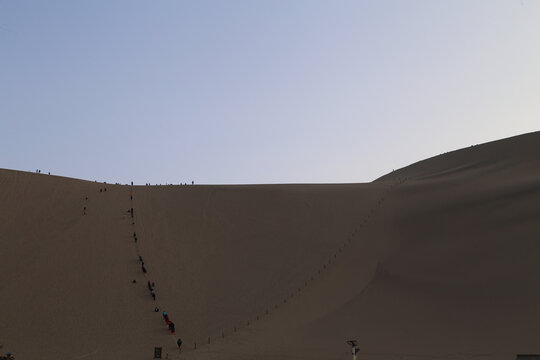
[151,289,156,300]
[169,322,175,334]
[147,281,153,291]
[142,265,147,274]
[139,256,143,264]
[177,338,182,350]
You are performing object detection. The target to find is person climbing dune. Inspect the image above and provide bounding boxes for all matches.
[177,338,182,352]
[169,322,175,334]
[163,312,170,325]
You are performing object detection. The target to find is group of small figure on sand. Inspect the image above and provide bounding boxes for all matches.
[144,181,195,186]
[0,352,15,360]
[163,311,183,351]
[141,266,182,351]
[82,185,109,215]
[128,190,182,353]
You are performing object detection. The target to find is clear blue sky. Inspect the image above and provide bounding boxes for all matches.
[1,1,539,184]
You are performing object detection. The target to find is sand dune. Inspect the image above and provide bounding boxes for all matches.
[1,131,539,360]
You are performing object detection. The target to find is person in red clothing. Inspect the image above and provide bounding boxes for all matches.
[163,312,170,325]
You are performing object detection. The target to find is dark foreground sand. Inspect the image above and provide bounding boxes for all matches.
[1,132,539,360]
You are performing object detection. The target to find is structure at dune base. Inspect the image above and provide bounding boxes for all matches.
[1,131,540,360]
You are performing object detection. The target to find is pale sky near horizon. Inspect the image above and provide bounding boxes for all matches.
[1,1,539,185]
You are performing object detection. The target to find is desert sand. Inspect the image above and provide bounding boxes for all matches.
[1,131,539,360]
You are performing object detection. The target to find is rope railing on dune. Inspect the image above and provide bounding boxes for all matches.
[193,176,409,351]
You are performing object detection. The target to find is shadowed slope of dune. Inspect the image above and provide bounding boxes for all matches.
[0,170,388,359]
[132,182,390,347]
[1,131,539,360]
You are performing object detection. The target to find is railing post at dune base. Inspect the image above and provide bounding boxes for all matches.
[346,340,359,360]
